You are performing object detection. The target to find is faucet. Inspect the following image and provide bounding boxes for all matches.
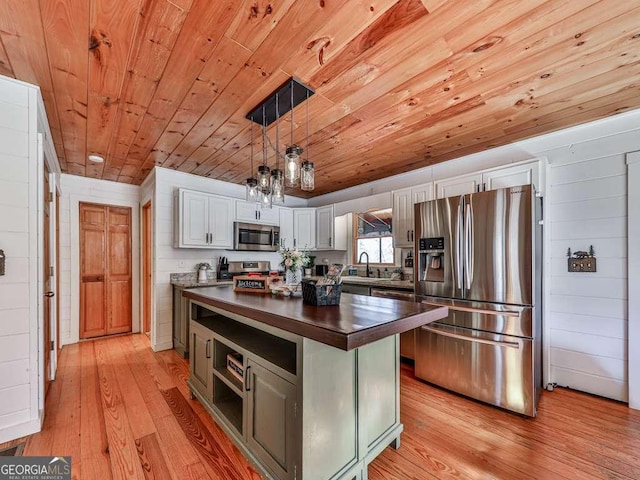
[358,252,371,277]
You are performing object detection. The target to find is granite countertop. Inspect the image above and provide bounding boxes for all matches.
[184,285,446,351]
[170,272,232,288]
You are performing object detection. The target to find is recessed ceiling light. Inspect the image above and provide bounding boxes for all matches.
[88,154,104,163]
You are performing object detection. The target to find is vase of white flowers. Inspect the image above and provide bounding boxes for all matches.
[279,248,309,285]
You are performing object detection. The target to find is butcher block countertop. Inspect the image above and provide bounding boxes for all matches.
[183,285,447,351]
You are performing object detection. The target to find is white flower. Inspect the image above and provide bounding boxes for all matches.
[285,258,293,267]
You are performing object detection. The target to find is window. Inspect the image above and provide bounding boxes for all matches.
[354,208,393,264]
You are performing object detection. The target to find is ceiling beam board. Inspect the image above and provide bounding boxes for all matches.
[191,91,336,177]
[155,69,289,175]
[281,0,401,84]
[125,0,243,177]
[0,36,14,77]
[0,0,68,169]
[86,0,144,179]
[39,0,89,172]
[459,1,638,83]
[308,0,430,90]
[150,36,253,170]
[226,0,298,53]
[155,0,350,176]
[108,0,194,182]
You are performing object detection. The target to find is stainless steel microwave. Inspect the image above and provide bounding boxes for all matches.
[233,222,280,251]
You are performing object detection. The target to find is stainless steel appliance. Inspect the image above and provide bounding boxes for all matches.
[220,260,272,278]
[233,222,280,251]
[370,289,416,360]
[413,184,542,416]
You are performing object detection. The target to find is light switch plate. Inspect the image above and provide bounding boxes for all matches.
[178,260,186,268]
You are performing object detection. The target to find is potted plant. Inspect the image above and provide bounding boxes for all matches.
[304,255,316,277]
[195,262,212,283]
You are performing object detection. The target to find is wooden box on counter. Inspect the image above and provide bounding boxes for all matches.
[233,275,283,293]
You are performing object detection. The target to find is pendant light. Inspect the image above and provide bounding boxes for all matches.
[245,117,260,202]
[257,107,271,203]
[259,117,272,208]
[245,78,316,195]
[271,94,285,204]
[300,90,315,191]
[285,84,302,187]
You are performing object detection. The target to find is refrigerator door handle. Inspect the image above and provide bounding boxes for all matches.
[456,198,464,290]
[421,325,521,349]
[465,202,474,289]
[421,301,521,318]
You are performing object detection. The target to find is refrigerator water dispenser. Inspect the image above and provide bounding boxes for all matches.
[418,237,445,282]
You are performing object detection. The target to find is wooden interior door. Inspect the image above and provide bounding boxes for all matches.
[43,167,52,394]
[80,203,132,339]
[142,201,151,334]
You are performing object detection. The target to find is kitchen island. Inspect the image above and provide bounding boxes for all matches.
[183,286,447,480]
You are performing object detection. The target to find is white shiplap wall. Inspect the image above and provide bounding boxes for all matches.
[58,174,141,345]
[0,78,34,441]
[0,76,61,442]
[548,154,629,401]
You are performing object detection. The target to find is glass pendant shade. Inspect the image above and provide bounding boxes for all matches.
[271,169,285,204]
[285,145,302,187]
[260,188,272,208]
[245,177,259,202]
[257,165,271,191]
[301,161,315,191]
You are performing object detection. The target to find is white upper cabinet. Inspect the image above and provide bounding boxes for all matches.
[315,205,348,251]
[435,173,483,198]
[279,207,294,250]
[392,182,435,248]
[293,208,316,250]
[174,189,234,249]
[435,161,541,199]
[483,161,540,193]
[235,200,279,225]
[315,205,334,250]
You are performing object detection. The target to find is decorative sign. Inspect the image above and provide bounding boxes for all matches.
[233,275,282,293]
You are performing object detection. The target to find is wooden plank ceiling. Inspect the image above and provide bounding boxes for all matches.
[0,0,638,197]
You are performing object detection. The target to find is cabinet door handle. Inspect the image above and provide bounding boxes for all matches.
[205,339,211,359]
[329,236,331,247]
[245,365,251,391]
[483,182,486,191]
[293,238,296,248]
[407,230,409,242]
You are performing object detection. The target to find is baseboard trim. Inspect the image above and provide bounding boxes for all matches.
[0,418,41,444]
[152,340,174,352]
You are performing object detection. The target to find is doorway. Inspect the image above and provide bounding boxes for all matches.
[142,201,152,335]
[79,203,132,339]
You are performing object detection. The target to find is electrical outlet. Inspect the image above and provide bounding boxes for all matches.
[178,260,186,268]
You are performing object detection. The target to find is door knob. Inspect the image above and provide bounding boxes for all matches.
[44,291,55,298]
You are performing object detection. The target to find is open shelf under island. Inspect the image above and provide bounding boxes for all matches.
[183,286,448,480]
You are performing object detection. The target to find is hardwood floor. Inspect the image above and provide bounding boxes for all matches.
[16,334,640,479]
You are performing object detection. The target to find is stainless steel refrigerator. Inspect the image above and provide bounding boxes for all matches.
[413,184,542,416]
